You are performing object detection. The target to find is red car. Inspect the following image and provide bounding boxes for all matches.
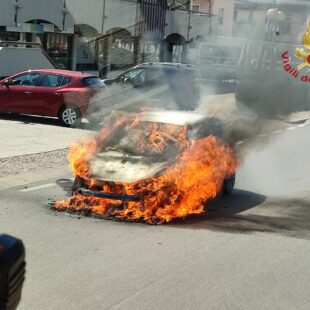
[0,69,104,126]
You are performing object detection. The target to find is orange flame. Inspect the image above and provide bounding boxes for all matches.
[54,114,238,224]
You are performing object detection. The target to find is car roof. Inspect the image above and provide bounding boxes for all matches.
[138,110,209,126]
[134,62,196,70]
[14,69,96,78]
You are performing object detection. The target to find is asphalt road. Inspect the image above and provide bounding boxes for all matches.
[1,123,310,310]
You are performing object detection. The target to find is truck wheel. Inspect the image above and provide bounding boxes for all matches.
[59,105,82,127]
[223,174,235,195]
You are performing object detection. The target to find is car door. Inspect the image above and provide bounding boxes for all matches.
[121,68,146,88]
[30,74,69,116]
[144,68,174,108]
[0,72,41,113]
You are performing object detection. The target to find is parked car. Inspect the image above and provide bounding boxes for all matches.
[103,63,201,111]
[0,69,105,126]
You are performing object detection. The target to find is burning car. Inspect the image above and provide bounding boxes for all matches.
[54,110,238,224]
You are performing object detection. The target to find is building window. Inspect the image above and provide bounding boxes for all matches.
[168,0,190,10]
[219,8,225,25]
[192,5,200,13]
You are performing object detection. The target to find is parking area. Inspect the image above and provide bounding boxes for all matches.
[0,114,91,159]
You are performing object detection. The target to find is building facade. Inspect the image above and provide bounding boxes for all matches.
[191,0,235,36]
[234,0,310,44]
[0,0,219,76]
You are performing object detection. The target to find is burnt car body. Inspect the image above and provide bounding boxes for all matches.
[103,63,201,111]
[72,110,235,204]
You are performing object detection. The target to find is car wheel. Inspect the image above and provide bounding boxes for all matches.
[59,105,82,127]
[223,174,235,195]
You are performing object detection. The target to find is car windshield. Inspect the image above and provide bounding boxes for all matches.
[82,77,105,88]
[122,68,145,79]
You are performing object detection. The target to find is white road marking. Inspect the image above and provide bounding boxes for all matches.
[272,130,282,134]
[19,178,74,192]
[287,127,296,130]
[20,183,56,192]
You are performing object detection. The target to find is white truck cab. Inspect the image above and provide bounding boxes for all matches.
[0,41,55,79]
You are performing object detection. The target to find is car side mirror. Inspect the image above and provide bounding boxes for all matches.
[3,80,9,88]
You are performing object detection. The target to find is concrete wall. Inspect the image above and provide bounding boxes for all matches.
[212,0,234,36]
[0,0,74,30]
[191,0,235,37]
[18,0,67,29]
[66,0,137,34]
[66,0,103,32]
[0,1,15,26]
[104,1,137,35]
[192,0,210,13]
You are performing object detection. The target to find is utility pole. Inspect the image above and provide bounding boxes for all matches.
[14,0,22,27]
[187,6,192,42]
[101,0,106,34]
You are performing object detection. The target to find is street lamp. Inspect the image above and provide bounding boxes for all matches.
[266,8,285,67]
[14,0,22,27]
[62,1,69,31]
[266,8,285,36]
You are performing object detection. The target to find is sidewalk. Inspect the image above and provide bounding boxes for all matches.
[0,117,91,159]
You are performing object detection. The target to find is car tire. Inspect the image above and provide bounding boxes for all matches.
[223,174,235,195]
[58,105,82,127]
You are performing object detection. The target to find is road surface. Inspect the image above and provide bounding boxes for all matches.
[1,119,310,310]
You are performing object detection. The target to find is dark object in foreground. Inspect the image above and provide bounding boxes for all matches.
[0,234,26,310]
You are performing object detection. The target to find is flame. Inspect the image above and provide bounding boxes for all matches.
[53,113,238,224]
[302,23,310,50]
[295,23,310,70]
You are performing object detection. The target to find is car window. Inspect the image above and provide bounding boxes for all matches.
[147,68,164,82]
[39,74,66,87]
[123,69,145,79]
[62,76,71,86]
[82,77,105,88]
[165,68,197,82]
[122,68,146,85]
[10,72,41,86]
